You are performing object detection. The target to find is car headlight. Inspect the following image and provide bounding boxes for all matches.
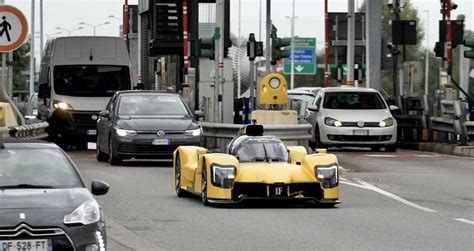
[314,165,338,188]
[211,164,236,189]
[269,77,281,89]
[64,200,101,225]
[53,100,73,110]
[324,117,342,127]
[115,128,137,137]
[379,118,394,127]
[184,127,202,136]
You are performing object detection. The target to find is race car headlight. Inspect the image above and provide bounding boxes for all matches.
[53,100,73,110]
[315,165,338,188]
[184,127,202,136]
[64,199,101,225]
[211,164,236,189]
[379,118,394,127]
[115,128,137,137]
[324,117,342,127]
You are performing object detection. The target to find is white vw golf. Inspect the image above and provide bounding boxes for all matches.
[306,87,398,152]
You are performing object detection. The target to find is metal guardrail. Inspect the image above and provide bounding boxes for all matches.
[200,122,312,152]
[431,100,471,143]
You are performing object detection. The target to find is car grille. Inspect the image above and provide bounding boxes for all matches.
[341,121,380,127]
[71,111,99,128]
[118,143,178,155]
[0,224,74,250]
[232,183,322,200]
[327,135,392,142]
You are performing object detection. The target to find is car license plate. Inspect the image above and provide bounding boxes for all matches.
[0,239,51,251]
[152,138,170,145]
[353,130,369,136]
[87,129,97,135]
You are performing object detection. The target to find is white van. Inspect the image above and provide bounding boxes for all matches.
[38,36,138,147]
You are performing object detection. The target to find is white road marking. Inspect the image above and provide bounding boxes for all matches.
[364,154,396,158]
[338,165,347,171]
[414,154,439,158]
[340,180,371,190]
[355,179,438,213]
[453,218,474,226]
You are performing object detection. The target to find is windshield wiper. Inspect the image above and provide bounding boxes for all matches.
[0,184,54,189]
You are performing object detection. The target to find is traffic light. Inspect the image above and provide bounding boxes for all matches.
[270,25,291,65]
[191,38,215,60]
[464,38,474,59]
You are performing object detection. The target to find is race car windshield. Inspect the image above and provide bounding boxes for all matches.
[236,141,289,162]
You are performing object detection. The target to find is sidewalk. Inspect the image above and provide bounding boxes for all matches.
[417,142,474,158]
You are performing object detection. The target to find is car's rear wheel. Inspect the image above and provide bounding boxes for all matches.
[385,145,397,152]
[201,165,210,206]
[108,138,122,166]
[96,135,108,162]
[175,154,187,197]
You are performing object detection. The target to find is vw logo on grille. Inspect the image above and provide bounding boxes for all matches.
[157,130,166,137]
[357,121,365,128]
[91,115,98,120]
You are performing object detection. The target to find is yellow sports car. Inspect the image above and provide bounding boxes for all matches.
[173,124,340,207]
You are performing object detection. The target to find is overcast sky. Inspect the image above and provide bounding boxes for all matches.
[5,0,474,61]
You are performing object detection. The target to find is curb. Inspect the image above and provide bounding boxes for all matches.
[409,142,474,158]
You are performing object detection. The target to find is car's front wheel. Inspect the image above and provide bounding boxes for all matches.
[175,154,187,197]
[310,125,324,149]
[108,138,122,165]
[385,145,397,152]
[96,135,108,162]
[201,166,210,206]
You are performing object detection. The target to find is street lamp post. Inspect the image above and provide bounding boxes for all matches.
[79,22,111,36]
[286,1,297,90]
[55,26,84,36]
[423,10,429,96]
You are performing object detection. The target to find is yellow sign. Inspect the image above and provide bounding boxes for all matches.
[259,73,288,105]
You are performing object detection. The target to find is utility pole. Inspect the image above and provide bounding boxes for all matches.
[324,0,329,87]
[366,0,382,91]
[216,0,225,123]
[424,10,430,96]
[30,0,36,98]
[289,0,296,90]
[265,0,271,74]
[392,0,401,97]
[39,0,43,59]
[346,0,355,86]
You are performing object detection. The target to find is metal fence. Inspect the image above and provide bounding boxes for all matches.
[200,122,312,152]
[431,100,471,144]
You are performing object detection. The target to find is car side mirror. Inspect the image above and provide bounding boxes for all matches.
[308,105,319,112]
[389,105,400,111]
[38,83,50,99]
[91,180,109,196]
[99,110,110,118]
[194,110,205,119]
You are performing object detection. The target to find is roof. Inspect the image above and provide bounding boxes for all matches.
[116,90,178,96]
[322,87,378,93]
[287,90,316,96]
[0,139,60,149]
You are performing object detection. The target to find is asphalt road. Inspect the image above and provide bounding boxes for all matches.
[69,148,474,250]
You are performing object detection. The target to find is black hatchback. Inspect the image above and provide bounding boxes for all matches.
[96,91,204,165]
[0,139,109,251]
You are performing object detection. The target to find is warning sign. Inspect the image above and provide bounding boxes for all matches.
[0,5,28,52]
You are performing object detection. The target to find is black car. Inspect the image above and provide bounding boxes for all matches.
[96,91,204,165]
[0,139,109,251]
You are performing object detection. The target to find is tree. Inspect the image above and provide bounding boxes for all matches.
[12,42,30,91]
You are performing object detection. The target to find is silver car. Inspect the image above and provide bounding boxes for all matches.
[306,87,398,152]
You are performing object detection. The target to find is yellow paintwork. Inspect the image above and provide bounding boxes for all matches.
[259,73,288,105]
[175,147,340,202]
[287,146,307,165]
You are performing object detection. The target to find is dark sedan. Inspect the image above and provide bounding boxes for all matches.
[0,139,109,251]
[96,91,203,165]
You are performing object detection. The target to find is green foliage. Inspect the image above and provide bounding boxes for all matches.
[12,42,30,91]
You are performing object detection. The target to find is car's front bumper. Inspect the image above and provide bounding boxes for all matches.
[113,133,202,159]
[319,124,397,146]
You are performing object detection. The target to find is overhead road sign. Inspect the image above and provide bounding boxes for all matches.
[283,37,316,75]
[0,5,28,52]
